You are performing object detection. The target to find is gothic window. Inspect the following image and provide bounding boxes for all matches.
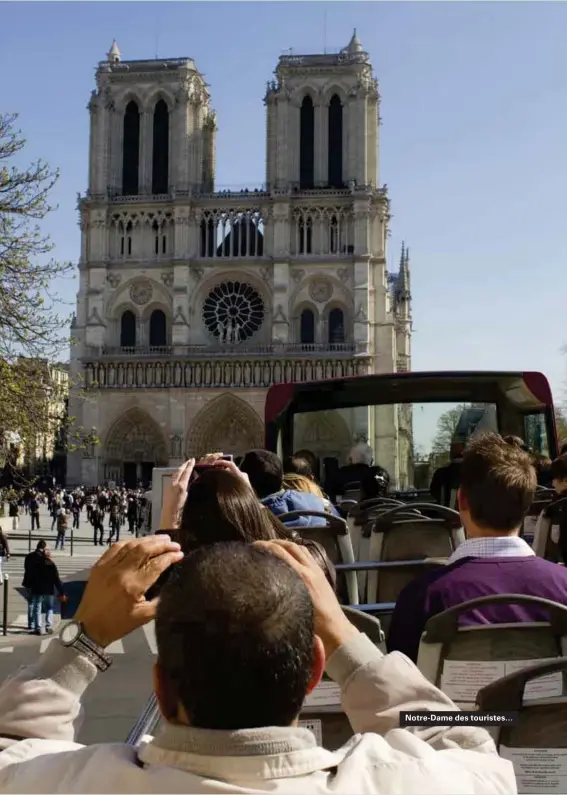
[328,95,343,189]
[330,215,339,253]
[149,309,167,347]
[153,220,160,255]
[300,95,315,190]
[328,308,345,344]
[119,221,125,256]
[126,221,133,256]
[122,101,140,196]
[162,235,167,254]
[299,217,313,254]
[152,100,169,195]
[200,217,215,257]
[300,309,315,344]
[202,281,264,343]
[120,310,137,348]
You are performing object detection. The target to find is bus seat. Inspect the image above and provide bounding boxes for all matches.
[369,503,463,562]
[278,510,358,605]
[299,605,384,750]
[477,657,567,793]
[417,594,567,707]
[339,482,362,504]
[533,496,567,561]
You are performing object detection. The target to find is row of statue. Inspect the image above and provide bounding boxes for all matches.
[216,318,242,343]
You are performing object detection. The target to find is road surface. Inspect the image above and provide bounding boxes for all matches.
[0,506,158,744]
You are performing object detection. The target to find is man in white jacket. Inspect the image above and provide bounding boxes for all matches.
[0,535,515,794]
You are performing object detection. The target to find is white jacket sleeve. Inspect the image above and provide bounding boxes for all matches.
[0,642,97,752]
[326,633,500,754]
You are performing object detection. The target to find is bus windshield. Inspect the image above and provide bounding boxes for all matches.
[265,371,558,492]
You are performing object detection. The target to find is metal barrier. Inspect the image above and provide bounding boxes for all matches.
[2,574,8,636]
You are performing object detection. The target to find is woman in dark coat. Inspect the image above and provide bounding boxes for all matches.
[22,540,64,635]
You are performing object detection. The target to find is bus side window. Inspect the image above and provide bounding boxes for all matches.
[524,413,550,458]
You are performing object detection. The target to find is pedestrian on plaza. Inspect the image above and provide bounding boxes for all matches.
[0,529,10,586]
[8,498,20,532]
[90,504,104,546]
[71,500,81,530]
[29,494,41,531]
[54,508,69,551]
[22,540,65,635]
[108,501,121,544]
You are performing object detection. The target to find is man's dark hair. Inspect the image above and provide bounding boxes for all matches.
[460,432,536,532]
[239,449,283,498]
[156,543,315,730]
[283,455,313,478]
[550,453,567,482]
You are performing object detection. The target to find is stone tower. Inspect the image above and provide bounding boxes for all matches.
[67,35,412,489]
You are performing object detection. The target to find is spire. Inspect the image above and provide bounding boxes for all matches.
[346,29,363,54]
[107,40,121,63]
[397,241,411,303]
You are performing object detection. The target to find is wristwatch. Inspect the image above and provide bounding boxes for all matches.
[59,620,113,672]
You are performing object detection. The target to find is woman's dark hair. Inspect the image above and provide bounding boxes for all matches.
[151,466,337,598]
[179,467,279,550]
[283,455,313,478]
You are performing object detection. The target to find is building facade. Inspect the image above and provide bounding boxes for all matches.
[67,32,413,488]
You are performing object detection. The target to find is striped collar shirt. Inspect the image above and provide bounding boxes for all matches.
[448,535,535,564]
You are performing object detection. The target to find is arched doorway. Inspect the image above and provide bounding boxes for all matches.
[293,409,353,478]
[103,407,168,487]
[187,394,264,459]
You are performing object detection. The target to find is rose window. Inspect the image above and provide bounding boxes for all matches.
[202,281,264,343]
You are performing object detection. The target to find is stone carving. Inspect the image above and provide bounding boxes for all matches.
[291,269,306,284]
[161,272,174,288]
[130,280,154,306]
[259,266,271,282]
[86,307,105,327]
[173,306,189,326]
[309,278,333,304]
[192,267,205,282]
[273,305,288,324]
[354,304,369,322]
[169,434,183,459]
[107,273,122,289]
[337,268,349,283]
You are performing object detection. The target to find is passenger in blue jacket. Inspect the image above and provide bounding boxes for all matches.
[240,449,340,527]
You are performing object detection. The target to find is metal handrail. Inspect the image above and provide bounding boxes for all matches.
[126,692,161,747]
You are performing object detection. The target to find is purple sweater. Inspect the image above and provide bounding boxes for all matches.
[387,556,567,662]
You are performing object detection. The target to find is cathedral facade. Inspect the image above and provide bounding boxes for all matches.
[67,32,413,488]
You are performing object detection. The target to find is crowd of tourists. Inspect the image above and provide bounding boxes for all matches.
[1,436,567,791]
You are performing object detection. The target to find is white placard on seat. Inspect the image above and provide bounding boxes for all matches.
[504,659,563,700]
[441,661,505,702]
[303,680,341,708]
[441,658,563,703]
[298,719,323,745]
[500,746,567,794]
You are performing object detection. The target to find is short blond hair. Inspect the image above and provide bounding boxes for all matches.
[282,473,325,499]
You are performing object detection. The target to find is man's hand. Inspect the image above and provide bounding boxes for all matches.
[159,459,195,530]
[255,539,359,659]
[74,536,183,648]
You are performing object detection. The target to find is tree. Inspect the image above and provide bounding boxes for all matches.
[0,112,77,483]
[431,404,472,455]
[556,407,567,448]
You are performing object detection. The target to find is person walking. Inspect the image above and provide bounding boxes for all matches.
[21,540,65,635]
[0,529,9,586]
[8,497,19,532]
[29,494,41,531]
[54,508,69,551]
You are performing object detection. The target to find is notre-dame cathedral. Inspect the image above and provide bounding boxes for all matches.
[67,32,413,488]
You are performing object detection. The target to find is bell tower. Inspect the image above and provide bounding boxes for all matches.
[265,31,380,191]
[87,41,216,200]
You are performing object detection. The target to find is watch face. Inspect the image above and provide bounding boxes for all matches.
[60,621,81,645]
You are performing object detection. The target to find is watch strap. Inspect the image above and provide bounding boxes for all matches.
[66,625,113,671]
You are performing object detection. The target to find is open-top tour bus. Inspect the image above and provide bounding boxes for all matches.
[265,371,559,491]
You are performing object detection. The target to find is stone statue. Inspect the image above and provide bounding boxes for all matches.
[217,320,225,342]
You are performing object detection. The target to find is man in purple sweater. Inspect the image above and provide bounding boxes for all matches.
[387,432,567,662]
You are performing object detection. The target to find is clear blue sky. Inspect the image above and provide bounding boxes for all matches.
[2,1,566,420]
